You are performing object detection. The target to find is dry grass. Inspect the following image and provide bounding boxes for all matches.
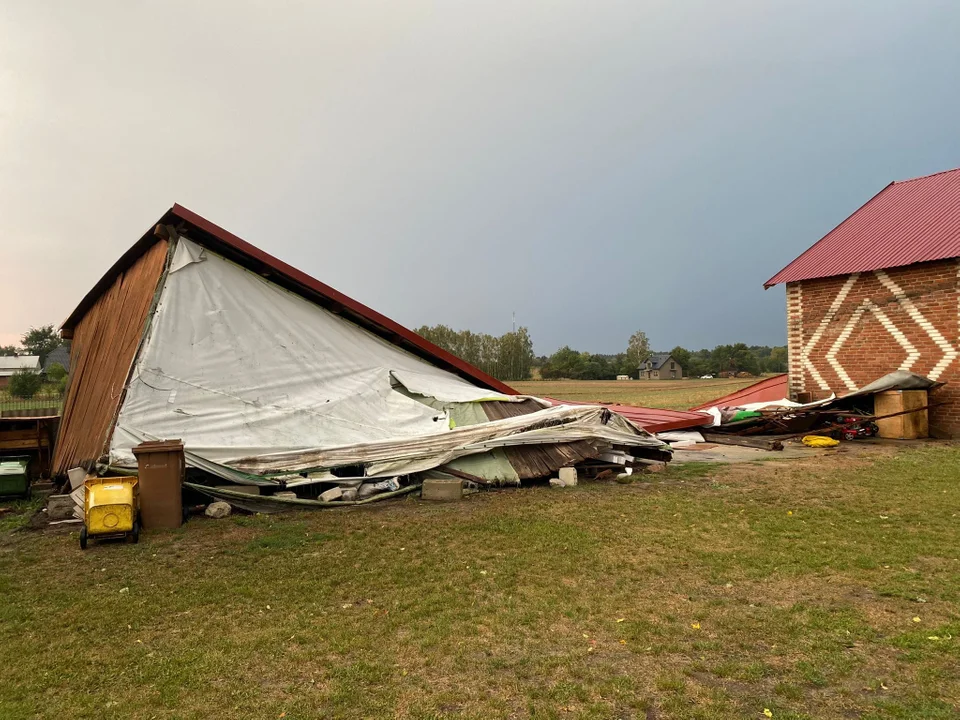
[511,378,763,410]
[1,443,959,718]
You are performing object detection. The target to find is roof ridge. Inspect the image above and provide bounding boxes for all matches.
[892,167,960,185]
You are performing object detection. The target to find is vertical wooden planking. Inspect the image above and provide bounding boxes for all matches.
[53,240,169,475]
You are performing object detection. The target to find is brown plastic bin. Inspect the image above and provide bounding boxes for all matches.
[132,439,185,529]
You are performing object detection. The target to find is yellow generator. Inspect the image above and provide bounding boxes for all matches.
[81,476,141,549]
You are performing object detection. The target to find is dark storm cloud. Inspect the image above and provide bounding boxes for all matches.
[2,1,959,353]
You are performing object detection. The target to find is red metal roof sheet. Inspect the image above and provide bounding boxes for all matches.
[765,168,960,288]
[543,398,710,433]
[61,204,517,396]
[689,374,789,411]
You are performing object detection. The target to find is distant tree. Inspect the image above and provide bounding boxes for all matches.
[46,362,67,383]
[540,346,585,379]
[0,345,20,357]
[9,369,42,399]
[767,346,788,373]
[627,331,650,370]
[21,325,61,365]
[670,346,691,374]
[414,324,535,382]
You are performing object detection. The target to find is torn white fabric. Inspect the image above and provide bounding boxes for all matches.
[389,368,519,403]
[109,237,520,467]
[225,404,668,478]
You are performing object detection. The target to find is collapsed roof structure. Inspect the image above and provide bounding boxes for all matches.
[54,206,667,495]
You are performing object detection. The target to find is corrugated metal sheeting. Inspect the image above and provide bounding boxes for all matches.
[53,240,169,474]
[543,398,710,432]
[689,374,789,411]
[765,168,960,287]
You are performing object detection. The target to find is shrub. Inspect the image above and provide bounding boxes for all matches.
[9,369,43,399]
[46,362,67,383]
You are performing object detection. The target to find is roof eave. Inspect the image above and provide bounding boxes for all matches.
[761,181,895,289]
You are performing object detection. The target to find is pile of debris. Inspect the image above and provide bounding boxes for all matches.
[655,371,940,452]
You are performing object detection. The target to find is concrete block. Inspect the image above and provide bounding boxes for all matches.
[421,478,463,501]
[341,488,358,502]
[214,484,260,495]
[559,467,578,486]
[549,478,566,488]
[47,494,75,521]
[273,491,298,500]
[320,487,343,502]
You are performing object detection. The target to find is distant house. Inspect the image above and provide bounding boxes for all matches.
[640,353,682,380]
[43,344,70,373]
[0,356,41,389]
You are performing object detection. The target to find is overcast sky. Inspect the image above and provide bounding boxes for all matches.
[2,1,959,355]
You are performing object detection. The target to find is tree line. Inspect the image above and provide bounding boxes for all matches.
[416,325,786,382]
[415,325,536,382]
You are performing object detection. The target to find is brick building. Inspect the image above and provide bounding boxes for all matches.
[765,168,960,437]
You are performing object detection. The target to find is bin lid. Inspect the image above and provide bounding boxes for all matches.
[132,439,184,455]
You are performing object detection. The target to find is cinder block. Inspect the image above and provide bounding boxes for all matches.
[421,478,463,501]
[559,467,578,486]
[47,494,76,521]
[320,487,343,502]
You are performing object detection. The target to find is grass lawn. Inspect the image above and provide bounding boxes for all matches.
[2,444,959,718]
[511,378,763,411]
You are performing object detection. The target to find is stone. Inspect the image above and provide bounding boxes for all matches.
[341,488,358,502]
[548,478,566,488]
[421,478,463,501]
[273,491,298,500]
[214,484,260,495]
[320,487,343,502]
[204,501,232,518]
[47,494,76,520]
[559,467,578,486]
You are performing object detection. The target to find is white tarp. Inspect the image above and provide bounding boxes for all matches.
[110,238,525,467]
[389,368,522,404]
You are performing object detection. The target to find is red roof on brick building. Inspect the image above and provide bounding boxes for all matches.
[765,168,960,288]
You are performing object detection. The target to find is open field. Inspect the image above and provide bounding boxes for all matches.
[2,443,959,718]
[512,378,763,410]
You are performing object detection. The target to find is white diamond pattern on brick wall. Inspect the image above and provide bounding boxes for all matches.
[826,299,919,391]
[801,273,859,391]
[874,270,957,381]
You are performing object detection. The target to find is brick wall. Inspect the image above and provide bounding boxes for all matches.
[786,258,960,437]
